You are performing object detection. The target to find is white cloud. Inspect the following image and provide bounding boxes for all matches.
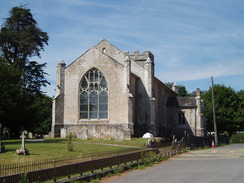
[1,0,244,96]
[157,58,244,82]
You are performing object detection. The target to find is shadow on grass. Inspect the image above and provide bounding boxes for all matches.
[2,139,21,145]
[4,147,17,152]
[3,139,63,145]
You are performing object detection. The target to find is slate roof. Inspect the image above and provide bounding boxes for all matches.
[167,96,196,107]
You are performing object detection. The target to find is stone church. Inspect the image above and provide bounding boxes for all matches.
[51,40,206,140]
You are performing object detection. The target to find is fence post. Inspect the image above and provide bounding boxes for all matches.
[117,152,120,167]
[53,159,56,182]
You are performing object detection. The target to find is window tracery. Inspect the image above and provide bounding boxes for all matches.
[80,68,108,119]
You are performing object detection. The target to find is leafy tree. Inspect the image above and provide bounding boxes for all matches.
[0,6,51,136]
[235,90,244,132]
[30,94,52,135]
[0,60,21,124]
[0,5,49,94]
[202,84,242,135]
[165,82,188,96]
[23,61,49,95]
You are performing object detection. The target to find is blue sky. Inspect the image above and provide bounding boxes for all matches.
[1,0,244,96]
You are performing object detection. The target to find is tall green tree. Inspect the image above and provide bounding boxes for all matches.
[0,59,21,121]
[0,5,49,94]
[202,84,242,135]
[235,90,244,132]
[0,6,50,136]
[30,94,52,135]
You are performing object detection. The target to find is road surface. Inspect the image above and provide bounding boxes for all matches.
[104,144,244,183]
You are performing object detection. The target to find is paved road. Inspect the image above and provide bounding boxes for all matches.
[104,144,244,183]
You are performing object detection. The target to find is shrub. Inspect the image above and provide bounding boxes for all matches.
[106,172,112,177]
[114,167,124,175]
[140,151,160,166]
[161,154,170,161]
[230,133,244,143]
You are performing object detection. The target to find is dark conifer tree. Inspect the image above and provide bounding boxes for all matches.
[0,6,51,136]
[0,5,49,94]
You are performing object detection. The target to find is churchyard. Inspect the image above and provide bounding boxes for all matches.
[0,137,176,182]
[0,138,149,164]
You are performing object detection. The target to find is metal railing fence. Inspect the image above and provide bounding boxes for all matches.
[0,149,156,183]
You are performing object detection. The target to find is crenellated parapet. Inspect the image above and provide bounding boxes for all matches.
[124,50,154,63]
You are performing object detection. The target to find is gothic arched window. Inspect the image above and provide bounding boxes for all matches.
[80,68,108,119]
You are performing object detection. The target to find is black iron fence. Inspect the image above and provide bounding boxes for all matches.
[0,149,158,183]
[186,135,230,149]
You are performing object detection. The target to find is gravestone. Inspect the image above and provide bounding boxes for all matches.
[28,132,33,139]
[61,128,67,138]
[0,123,5,153]
[16,131,30,155]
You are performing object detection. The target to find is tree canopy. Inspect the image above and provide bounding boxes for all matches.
[0,5,49,95]
[0,5,51,137]
[202,85,244,135]
[0,6,48,66]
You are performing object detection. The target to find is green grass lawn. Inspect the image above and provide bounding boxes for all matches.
[45,137,148,147]
[0,138,148,164]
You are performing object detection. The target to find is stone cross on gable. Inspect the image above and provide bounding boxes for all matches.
[21,130,27,149]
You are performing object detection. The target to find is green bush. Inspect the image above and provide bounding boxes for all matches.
[114,167,124,175]
[140,151,160,166]
[230,133,244,143]
[161,154,170,161]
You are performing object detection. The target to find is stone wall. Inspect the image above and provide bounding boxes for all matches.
[62,123,133,140]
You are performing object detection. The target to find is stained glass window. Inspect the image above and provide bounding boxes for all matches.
[80,69,108,119]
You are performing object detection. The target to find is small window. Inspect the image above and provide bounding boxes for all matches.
[178,112,186,125]
[102,47,106,54]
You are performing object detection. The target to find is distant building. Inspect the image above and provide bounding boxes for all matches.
[51,40,206,140]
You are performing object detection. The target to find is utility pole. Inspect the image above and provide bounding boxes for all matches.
[211,76,218,146]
